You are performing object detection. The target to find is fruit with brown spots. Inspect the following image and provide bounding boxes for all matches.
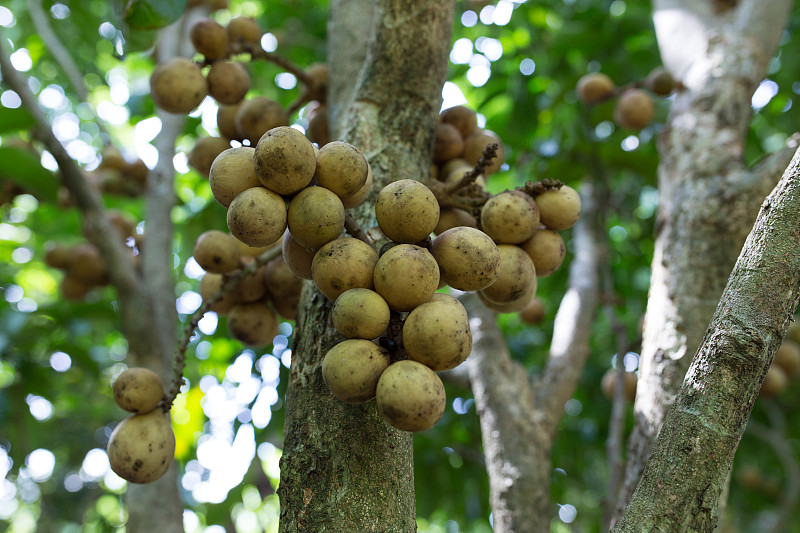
[322,339,390,403]
[227,301,279,346]
[375,180,440,244]
[480,190,540,244]
[107,409,175,484]
[207,61,250,105]
[332,288,391,340]
[403,297,471,371]
[113,367,165,414]
[430,226,500,291]
[254,126,317,195]
[373,244,440,312]
[235,97,289,145]
[188,137,231,178]
[520,228,565,277]
[208,147,260,207]
[193,230,242,273]
[376,360,446,432]
[534,185,581,231]
[314,141,369,199]
[312,237,378,301]
[190,18,228,60]
[226,187,288,247]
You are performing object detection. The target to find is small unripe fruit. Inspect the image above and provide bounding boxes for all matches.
[520,229,566,277]
[535,185,581,231]
[227,17,262,45]
[440,105,478,138]
[207,61,250,105]
[645,67,675,96]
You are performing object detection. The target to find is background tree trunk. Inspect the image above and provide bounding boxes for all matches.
[613,145,800,532]
[277,1,454,531]
[614,0,795,521]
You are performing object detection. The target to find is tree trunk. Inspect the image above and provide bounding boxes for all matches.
[613,146,800,532]
[615,0,795,521]
[277,1,454,531]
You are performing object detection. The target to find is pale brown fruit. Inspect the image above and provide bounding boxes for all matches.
[60,274,92,300]
[480,191,540,244]
[520,297,545,325]
[263,256,303,301]
[113,367,165,414]
[228,262,268,303]
[403,297,471,371]
[68,243,108,285]
[443,164,486,189]
[207,61,250,105]
[341,165,373,209]
[760,365,788,397]
[462,129,504,175]
[788,321,800,344]
[775,340,800,376]
[227,301,279,346]
[433,123,464,163]
[235,236,279,257]
[217,103,243,141]
[376,360,446,432]
[479,244,537,305]
[434,208,477,235]
[287,186,345,249]
[188,137,231,178]
[576,73,615,104]
[306,104,330,146]
[375,180,439,244]
[150,57,207,114]
[646,67,675,96]
[272,294,300,320]
[98,146,127,172]
[322,339,390,404]
[107,409,175,484]
[125,159,149,184]
[304,63,329,103]
[430,226,500,291]
[614,89,655,130]
[440,157,472,180]
[373,244,439,312]
[519,228,565,277]
[312,237,378,301]
[208,147,260,207]
[535,185,581,230]
[281,230,315,280]
[199,272,235,314]
[193,230,242,274]
[254,126,316,195]
[226,187,288,247]
[314,141,369,198]
[44,242,73,269]
[332,288,391,340]
[190,18,228,60]
[601,368,637,402]
[440,105,478,138]
[226,16,262,45]
[235,97,289,145]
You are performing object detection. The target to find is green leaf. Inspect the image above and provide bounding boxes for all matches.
[124,0,188,31]
[0,146,58,203]
[0,107,34,135]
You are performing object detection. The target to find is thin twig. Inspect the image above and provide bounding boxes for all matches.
[230,42,315,87]
[165,246,283,407]
[444,142,498,194]
[344,213,373,245]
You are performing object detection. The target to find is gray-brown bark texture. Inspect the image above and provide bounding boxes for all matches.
[613,146,800,532]
[277,2,454,531]
[464,186,599,532]
[615,0,796,520]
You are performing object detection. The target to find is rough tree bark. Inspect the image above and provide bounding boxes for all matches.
[277,1,453,531]
[615,0,796,521]
[613,146,800,532]
[463,185,599,532]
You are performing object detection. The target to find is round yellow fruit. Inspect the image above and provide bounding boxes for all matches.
[112,367,164,414]
[376,360,446,432]
[322,339,390,403]
[332,288,391,340]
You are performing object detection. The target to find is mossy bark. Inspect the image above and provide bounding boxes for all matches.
[277,1,454,531]
[613,146,800,532]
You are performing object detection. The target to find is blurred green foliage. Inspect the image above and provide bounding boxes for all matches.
[0,0,799,532]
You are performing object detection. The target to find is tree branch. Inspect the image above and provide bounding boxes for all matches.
[613,146,800,533]
[0,34,140,300]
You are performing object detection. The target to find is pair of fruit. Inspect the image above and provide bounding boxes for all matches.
[107,368,175,484]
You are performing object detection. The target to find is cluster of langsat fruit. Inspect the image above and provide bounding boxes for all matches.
[44,210,141,301]
[576,66,677,130]
[107,368,176,483]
